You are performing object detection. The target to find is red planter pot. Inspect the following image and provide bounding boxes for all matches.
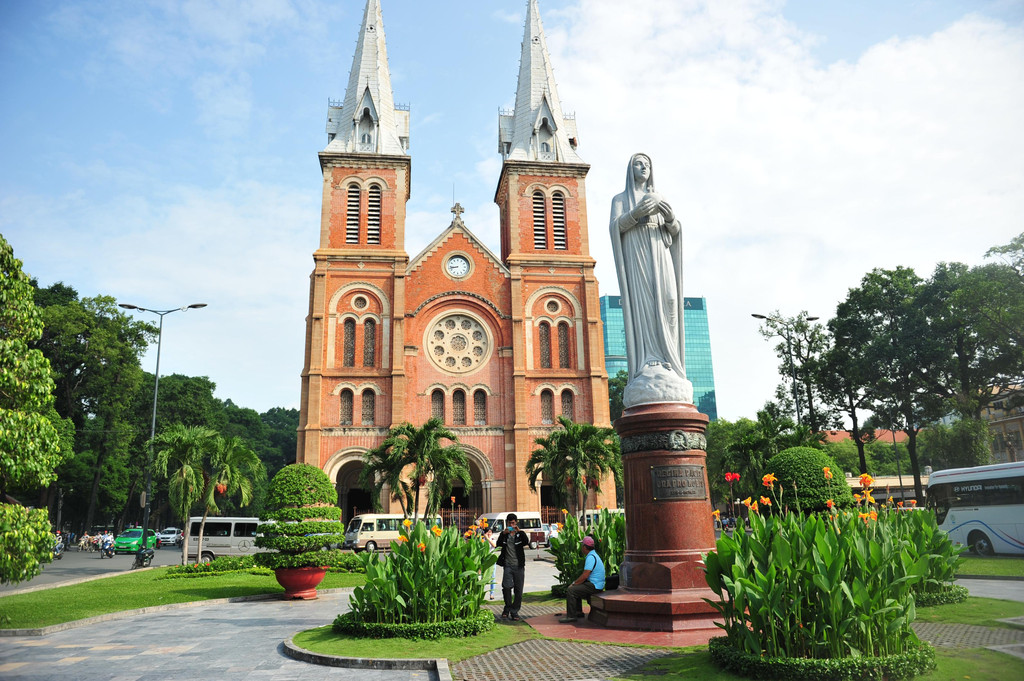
[274,566,328,599]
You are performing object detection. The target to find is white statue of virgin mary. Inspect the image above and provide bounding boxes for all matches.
[609,153,693,408]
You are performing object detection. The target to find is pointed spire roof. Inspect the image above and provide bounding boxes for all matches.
[499,0,583,164]
[325,0,409,155]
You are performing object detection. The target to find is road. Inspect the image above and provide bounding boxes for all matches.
[0,544,190,594]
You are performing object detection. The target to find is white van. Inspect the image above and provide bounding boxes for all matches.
[475,511,545,549]
[186,516,268,562]
[342,514,443,552]
[579,508,625,528]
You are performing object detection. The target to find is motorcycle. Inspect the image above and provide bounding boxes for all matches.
[132,547,155,569]
[53,536,65,560]
[99,537,114,558]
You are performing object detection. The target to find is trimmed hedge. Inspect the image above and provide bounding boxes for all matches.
[914,584,970,607]
[332,609,494,640]
[708,637,937,681]
[764,447,854,512]
[256,464,347,570]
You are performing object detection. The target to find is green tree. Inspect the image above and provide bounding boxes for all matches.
[360,418,472,522]
[983,231,1024,347]
[705,417,756,509]
[152,424,219,564]
[0,235,67,587]
[608,369,627,422]
[820,315,876,475]
[525,416,621,517]
[918,419,991,471]
[193,435,265,563]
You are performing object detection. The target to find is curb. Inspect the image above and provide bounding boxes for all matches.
[957,574,1024,582]
[0,588,354,637]
[282,637,453,681]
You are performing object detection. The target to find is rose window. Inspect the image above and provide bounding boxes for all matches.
[427,313,490,374]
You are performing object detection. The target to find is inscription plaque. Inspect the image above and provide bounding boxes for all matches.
[650,464,707,501]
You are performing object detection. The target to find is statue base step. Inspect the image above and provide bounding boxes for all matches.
[589,587,721,632]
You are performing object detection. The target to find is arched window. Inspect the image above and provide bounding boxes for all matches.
[473,390,487,425]
[541,389,554,425]
[367,184,381,244]
[362,319,376,367]
[361,389,375,425]
[358,107,375,150]
[539,321,551,369]
[340,389,353,425]
[343,319,356,367]
[558,321,570,369]
[346,184,360,243]
[552,192,566,250]
[561,390,575,421]
[431,389,445,421]
[532,191,547,249]
[453,390,466,426]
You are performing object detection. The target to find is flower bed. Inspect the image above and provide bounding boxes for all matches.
[333,609,494,640]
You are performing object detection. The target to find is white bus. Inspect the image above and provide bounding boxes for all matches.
[927,461,1024,556]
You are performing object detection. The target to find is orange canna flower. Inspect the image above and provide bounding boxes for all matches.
[888,496,894,505]
[403,519,412,528]
[556,523,563,530]
[561,508,568,515]
[750,501,760,513]
[869,510,878,521]
[762,473,778,488]
[863,489,876,505]
[711,509,721,519]
[597,504,603,510]
[859,512,871,524]
[742,497,752,507]
[908,499,917,506]
[854,493,862,503]
[397,535,409,543]
[760,496,772,506]
[825,499,835,509]
[417,542,426,552]
[431,525,442,537]
[897,501,904,508]
[859,473,874,488]
[823,467,833,480]
[464,530,473,538]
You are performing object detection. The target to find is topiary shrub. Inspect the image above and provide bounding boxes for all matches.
[764,447,854,512]
[254,464,348,571]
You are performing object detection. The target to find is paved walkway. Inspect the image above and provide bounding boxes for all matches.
[1,568,1023,680]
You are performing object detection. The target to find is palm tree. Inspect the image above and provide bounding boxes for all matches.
[526,416,620,518]
[151,424,218,565]
[360,418,472,522]
[193,435,265,563]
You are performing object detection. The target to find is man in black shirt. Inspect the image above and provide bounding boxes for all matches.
[495,513,530,620]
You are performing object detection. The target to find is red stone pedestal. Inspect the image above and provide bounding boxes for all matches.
[590,402,721,632]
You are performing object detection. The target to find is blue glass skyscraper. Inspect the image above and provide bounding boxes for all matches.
[600,294,718,421]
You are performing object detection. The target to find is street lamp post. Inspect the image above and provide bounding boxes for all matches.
[751,313,819,427]
[118,303,207,556]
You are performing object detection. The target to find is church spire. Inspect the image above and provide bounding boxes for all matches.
[498,0,582,163]
[326,0,409,155]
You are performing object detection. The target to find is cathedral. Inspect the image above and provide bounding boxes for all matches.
[297,0,615,520]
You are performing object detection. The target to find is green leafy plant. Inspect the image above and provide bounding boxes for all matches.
[546,508,625,596]
[254,464,347,570]
[763,446,854,512]
[0,505,54,587]
[336,520,497,638]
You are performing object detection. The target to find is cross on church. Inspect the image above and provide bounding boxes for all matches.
[451,203,465,220]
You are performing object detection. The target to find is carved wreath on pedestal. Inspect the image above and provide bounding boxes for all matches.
[426,313,490,374]
[621,430,707,454]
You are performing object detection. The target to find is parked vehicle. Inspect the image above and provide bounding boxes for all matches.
[113,528,158,554]
[186,517,268,563]
[342,514,442,552]
[156,528,182,547]
[131,547,155,569]
[475,511,545,549]
[928,461,1024,556]
[579,508,625,528]
[541,522,560,545]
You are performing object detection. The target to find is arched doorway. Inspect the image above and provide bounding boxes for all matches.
[335,460,373,525]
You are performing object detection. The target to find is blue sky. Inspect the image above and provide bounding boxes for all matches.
[2,0,1022,423]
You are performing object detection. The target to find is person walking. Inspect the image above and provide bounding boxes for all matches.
[559,536,605,623]
[495,513,529,621]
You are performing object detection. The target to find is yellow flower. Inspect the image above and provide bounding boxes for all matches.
[464,530,473,538]
[711,509,721,519]
[403,519,412,528]
[468,524,478,531]
[417,542,426,552]
[760,496,772,506]
[561,508,568,515]
[823,467,833,480]
[431,525,442,537]
[397,535,409,543]
[887,496,894,505]
[556,523,563,530]
[854,493,862,503]
[750,501,760,513]
[869,510,878,521]
[741,496,752,507]
[762,473,778,488]
[859,473,874,488]
[596,504,603,510]
[863,489,876,505]
[479,519,488,527]
[859,512,871,524]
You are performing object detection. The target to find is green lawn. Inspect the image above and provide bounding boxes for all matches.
[0,568,363,629]
[958,555,1024,578]
[914,596,1024,628]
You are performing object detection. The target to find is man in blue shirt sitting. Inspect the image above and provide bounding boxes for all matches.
[559,535,605,623]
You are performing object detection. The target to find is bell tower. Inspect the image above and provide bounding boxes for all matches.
[495,0,612,510]
[297,0,411,466]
